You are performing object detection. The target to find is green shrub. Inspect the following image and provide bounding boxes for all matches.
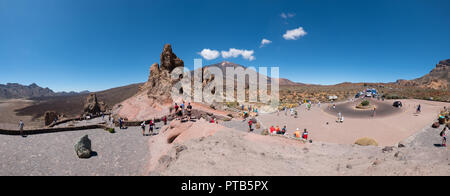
[105,128,115,133]
[361,100,370,106]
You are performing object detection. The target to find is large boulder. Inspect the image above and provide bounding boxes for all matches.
[144,44,185,103]
[355,137,378,146]
[75,135,92,159]
[83,93,106,115]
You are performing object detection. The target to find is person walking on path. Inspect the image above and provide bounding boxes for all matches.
[440,127,447,147]
[416,104,422,114]
[19,120,24,137]
[372,107,377,117]
[149,120,154,135]
[141,121,146,136]
[248,119,253,132]
[163,116,167,125]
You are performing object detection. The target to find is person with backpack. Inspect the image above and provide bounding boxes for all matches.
[248,120,253,132]
[149,120,154,135]
[440,127,447,147]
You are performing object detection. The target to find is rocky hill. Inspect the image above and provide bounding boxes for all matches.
[396,59,450,90]
[0,83,90,99]
[0,83,55,99]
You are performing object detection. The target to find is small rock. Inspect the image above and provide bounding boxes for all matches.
[382,146,394,153]
[346,164,352,169]
[175,145,187,155]
[158,155,172,168]
[398,143,406,148]
[372,159,381,166]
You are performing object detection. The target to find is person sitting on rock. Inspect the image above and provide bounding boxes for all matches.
[281,126,287,135]
[302,129,309,141]
[275,126,281,134]
[294,128,301,139]
[270,126,276,135]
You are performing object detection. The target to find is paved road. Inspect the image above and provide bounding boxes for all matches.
[324,99,403,118]
[0,123,168,176]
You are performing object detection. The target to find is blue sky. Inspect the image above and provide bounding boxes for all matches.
[1,0,449,92]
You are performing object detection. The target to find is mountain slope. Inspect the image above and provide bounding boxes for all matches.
[396,59,450,90]
[0,83,55,99]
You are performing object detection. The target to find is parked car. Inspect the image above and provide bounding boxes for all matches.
[393,101,403,108]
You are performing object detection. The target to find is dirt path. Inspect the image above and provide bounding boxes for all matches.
[0,126,151,176]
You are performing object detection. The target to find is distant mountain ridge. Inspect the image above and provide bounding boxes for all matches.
[0,83,89,99]
[202,61,304,86]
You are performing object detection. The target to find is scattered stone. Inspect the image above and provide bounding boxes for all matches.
[372,159,381,166]
[303,147,309,153]
[175,145,187,155]
[346,164,352,169]
[398,143,406,148]
[74,135,92,159]
[158,155,173,168]
[382,146,394,153]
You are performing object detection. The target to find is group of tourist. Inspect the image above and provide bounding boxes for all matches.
[269,125,287,135]
[241,104,258,114]
[174,101,193,121]
[140,120,155,136]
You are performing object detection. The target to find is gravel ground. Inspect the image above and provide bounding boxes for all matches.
[220,119,264,134]
[0,125,159,176]
[403,124,449,148]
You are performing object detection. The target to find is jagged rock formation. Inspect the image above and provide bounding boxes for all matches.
[44,111,62,126]
[83,93,107,115]
[396,59,450,90]
[144,44,185,103]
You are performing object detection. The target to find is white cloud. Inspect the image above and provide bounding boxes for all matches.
[283,27,307,40]
[281,12,295,19]
[198,49,220,60]
[260,38,272,48]
[221,48,255,61]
